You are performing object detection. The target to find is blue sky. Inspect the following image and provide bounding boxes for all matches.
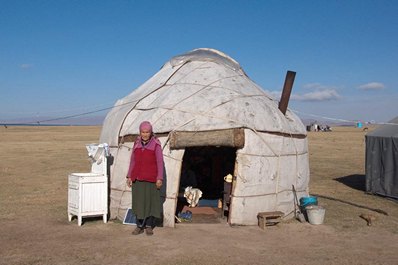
[1,0,397,124]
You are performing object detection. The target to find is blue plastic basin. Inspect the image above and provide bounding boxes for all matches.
[299,196,318,208]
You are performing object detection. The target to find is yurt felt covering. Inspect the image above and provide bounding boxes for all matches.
[99,48,310,227]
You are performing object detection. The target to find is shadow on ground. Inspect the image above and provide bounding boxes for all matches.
[334,174,366,191]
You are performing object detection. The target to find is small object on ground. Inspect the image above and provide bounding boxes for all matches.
[292,185,306,223]
[305,205,326,225]
[360,213,376,226]
[296,210,306,223]
[177,210,192,222]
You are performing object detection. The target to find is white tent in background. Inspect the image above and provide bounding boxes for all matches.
[99,48,310,227]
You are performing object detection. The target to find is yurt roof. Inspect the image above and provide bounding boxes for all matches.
[367,116,398,138]
[100,48,306,146]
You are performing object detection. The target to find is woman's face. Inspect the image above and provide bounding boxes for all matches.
[140,129,151,141]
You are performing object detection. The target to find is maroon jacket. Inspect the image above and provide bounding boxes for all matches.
[127,136,164,182]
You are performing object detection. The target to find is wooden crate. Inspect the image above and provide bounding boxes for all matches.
[257,211,284,229]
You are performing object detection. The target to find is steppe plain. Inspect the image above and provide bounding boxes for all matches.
[0,126,397,265]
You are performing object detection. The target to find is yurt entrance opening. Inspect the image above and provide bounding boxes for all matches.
[176,146,236,224]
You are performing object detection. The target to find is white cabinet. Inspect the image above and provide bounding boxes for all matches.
[68,143,109,226]
[68,173,108,226]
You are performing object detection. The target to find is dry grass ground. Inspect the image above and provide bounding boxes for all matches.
[0,126,397,265]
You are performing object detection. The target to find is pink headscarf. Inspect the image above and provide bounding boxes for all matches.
[139,121,153,132]
[133,121,160,150]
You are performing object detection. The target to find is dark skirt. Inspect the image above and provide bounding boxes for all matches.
[131,180,161,219]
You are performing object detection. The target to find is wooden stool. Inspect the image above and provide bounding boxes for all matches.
[257,211,284,229]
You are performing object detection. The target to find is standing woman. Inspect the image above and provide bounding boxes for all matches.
[126,121,164,236]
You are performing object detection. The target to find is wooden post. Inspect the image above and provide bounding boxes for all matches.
[278,70,296,115]
[169,128,245,149]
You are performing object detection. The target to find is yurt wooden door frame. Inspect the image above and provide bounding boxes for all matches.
[175,146,237,223]
[162,128,244,227]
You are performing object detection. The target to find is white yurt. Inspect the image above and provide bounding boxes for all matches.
[99,48,309,227]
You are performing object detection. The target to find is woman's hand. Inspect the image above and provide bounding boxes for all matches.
[126,178,132,188]
[156,180,162,190]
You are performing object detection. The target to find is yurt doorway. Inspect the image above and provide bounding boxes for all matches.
[177,146,236,223]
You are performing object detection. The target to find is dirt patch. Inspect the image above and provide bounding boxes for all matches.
[0,126,397,265]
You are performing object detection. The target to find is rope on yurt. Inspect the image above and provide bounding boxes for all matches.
[122,147,137,216]
[234,152,306,158]
[284,112,305,195]
[111,144,131,219]
[155,96,262,133]
[152,61,239,126]
[233,126,282,211]
[151,73,246,129]
[282,112,308,218]
[232,190,290,198]
[119,58,271,139]
[120,62,246,137]
[160,139,183,202]
[117,62,188,138]
[275,138,281,207]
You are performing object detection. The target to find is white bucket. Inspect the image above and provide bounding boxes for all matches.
[306,205,326,225]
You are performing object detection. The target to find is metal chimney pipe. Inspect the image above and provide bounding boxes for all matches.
[278,70,296,115]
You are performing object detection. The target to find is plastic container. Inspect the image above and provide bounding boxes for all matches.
[305,205,326,225]
[299,196,318,208]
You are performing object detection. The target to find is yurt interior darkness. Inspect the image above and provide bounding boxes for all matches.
[176,146,236,223]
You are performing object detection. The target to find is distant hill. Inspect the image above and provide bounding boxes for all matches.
[1,115,105,126]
